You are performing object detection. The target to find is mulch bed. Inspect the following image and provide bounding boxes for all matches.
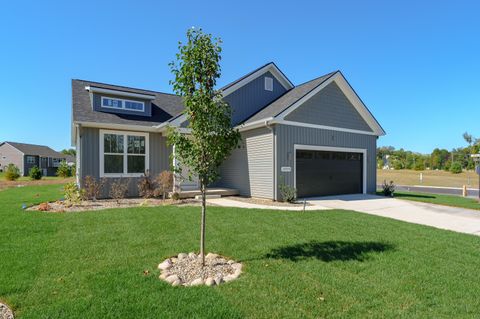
[0,302,14,319]
[227,196,313,207]
[27,197,209,213]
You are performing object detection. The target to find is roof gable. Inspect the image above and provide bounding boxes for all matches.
[276,72,385,136]
[284,81,373,132]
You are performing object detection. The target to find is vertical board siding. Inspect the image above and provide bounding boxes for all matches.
[285,82,373,132]
[276,124,377,198]
[215,127,274,199]
[224,71,288,126]
[79,127,171,198]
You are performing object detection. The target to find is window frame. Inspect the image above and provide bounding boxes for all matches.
[26,155,36,164]
[264,77,273,91]
[99,129,149,178]
[101,96,145,113]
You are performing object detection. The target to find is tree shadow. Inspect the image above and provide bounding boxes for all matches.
[265,240,394,262]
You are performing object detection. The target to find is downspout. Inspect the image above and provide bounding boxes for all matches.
[75,123,81,186]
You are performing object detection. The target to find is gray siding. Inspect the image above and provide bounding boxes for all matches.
[215,127,274,199]
[79,127,171,198]
[0,143,24,174]
[23,155,39,176]
[285,82,373,132]
[224,71,288,126]
[275,124,377,199]
[92,93,152,117]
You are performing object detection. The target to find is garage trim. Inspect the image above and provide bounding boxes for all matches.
[293,144,367,195]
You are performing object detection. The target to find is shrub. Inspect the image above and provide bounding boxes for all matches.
[4,164,20,181]
[29,166,42,180]
[57,160,71,178]
[138,173,155,198]
[64,182,84,206]
[154,170,174,199]
[450,162,462,174]
[279,179,297,203]
[414,161,425,171]
[171,192,181,201]
[382,180,395,197]
[110,179,130,204]
[83,176,105,201]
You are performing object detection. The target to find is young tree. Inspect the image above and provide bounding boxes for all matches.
[167,28,240,266]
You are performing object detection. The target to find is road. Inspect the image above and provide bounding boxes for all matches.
[378,184,480,198]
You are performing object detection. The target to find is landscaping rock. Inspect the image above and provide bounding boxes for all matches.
[205,277,215,286]
[190,278,204,286]
[178,253,188,260]
[0,302,14,319]
[157,253,242,287]
[158,259,172,270]
[165,274,180,284]
[214,276,223,285]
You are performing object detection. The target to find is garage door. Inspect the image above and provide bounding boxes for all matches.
[296,149,363,198]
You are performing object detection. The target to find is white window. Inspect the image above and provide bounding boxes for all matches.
[264,77,273,91]
[26,156,36,164]
[101,97,145,112]
[100,130,149,177]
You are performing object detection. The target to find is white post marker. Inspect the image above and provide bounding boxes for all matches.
[420,173,423,183]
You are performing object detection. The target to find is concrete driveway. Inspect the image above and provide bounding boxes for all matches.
[306,194,480,236]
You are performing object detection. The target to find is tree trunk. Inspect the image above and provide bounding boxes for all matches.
[200,179,206,267]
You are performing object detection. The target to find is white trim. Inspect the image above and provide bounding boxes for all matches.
[236,117,274,132]
[85,86,156,100]
[99,129,150,178]
[264,76,273,91]
[277,72,385,136]
[273,126,278,201]
[76,125,81,186]
[293,144,367,195]
[271,120,378,136]
[222,63,294,98]
[101,96,145,113]
[75,121,158,132]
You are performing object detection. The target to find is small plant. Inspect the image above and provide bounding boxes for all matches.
[450,162,462,174]
[279,178,297,203]
[154,170,174,199]
[29,166,42,180]
[57,160,71,178]
[171,192,181,201]
[4,163,20,181]
[138,172,155,198]
[382,180,395,197]
[83,176,105,201]
[63,182,84,206]
[109,179,130,204]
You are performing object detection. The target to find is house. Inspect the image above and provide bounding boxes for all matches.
[0,142,70,176]
[71,62,385,200]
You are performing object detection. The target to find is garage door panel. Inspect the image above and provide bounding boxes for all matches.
[296,150,363,197]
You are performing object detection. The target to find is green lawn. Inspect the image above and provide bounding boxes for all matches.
[2,186,480,318]
[378,190,480,211]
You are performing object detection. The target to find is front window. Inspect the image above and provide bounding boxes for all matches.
[26,156,36,164]
[101,97,145,112]
[100,130,148,177]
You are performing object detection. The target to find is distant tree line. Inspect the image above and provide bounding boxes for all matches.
[377,132,480,173]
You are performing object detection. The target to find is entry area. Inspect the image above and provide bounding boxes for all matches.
[295,147,364,198]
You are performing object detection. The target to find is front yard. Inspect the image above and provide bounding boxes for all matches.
[1,185,480,318]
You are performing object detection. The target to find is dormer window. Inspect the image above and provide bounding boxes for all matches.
[101,97,145,112]
[264,77,273,91]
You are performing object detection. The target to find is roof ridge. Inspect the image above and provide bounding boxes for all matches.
[72,79,179,97]
[296,71,338,87]
[220,62,274,91]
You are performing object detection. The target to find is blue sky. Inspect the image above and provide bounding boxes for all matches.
[0,0,479,153]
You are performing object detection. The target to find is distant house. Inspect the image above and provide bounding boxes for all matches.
[0,142,69,176]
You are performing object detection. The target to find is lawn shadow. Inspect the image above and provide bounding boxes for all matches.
[264,240,394,262]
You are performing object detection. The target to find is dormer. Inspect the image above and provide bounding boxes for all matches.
[85,86,156,117]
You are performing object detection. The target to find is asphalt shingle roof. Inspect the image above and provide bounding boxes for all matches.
[72,79,185,127]
[243,71,337,124]
[2,142,65,158]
